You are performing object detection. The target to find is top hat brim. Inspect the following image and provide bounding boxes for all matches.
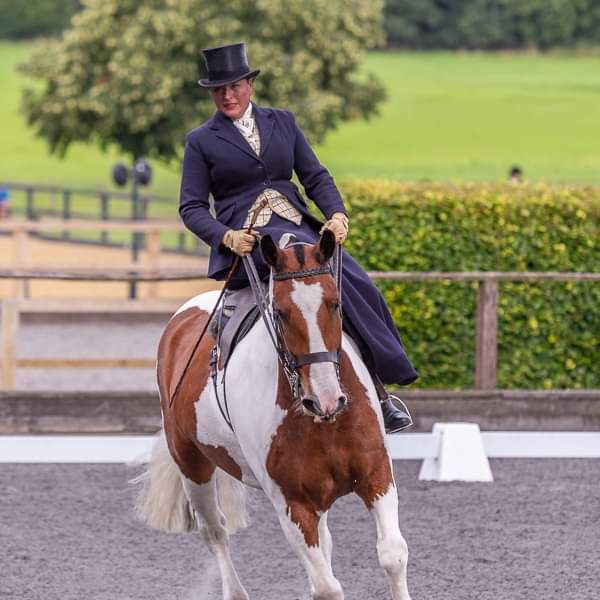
[198,69,260,88]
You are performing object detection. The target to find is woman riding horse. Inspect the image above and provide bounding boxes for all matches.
[179,42,418,433]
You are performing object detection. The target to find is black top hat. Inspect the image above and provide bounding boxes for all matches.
[198,42,260,88]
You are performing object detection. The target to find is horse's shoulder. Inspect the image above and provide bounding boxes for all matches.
[158,305,215,416]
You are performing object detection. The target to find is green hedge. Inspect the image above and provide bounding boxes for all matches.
[339,182,599,389]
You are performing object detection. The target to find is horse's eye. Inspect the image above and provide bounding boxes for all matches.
[330,300,340,312]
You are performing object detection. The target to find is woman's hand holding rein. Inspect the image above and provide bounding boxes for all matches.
[320,212,349,244]
[223,229,258,256]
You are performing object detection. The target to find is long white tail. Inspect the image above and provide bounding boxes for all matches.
[132,431,250,535]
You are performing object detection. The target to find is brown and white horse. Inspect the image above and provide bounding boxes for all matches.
[135,231,411,600]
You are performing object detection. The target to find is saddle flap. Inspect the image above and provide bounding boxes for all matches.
[215,285,264,369]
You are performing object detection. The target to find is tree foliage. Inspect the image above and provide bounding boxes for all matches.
[19,0,385,161]
[0,0,79,40]
[384,0,600,50]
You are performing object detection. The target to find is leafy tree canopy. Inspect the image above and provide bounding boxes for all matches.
[20,0,386,161]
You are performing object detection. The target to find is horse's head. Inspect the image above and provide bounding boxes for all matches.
[260,229,347,422]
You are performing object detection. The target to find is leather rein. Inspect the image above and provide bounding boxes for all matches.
[241,243,344,414]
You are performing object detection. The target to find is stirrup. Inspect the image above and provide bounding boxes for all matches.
[380,394,413,434]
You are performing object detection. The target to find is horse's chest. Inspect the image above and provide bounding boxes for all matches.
[266,420,356,506]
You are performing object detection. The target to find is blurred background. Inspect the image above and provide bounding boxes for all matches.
[1,4,599,600]
[0,0,597,393]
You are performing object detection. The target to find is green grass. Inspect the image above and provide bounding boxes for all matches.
[318,51,600,182]
[3,41,600,197]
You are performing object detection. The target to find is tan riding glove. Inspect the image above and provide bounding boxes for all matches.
[320,212,349,244]
[222,229,258,256]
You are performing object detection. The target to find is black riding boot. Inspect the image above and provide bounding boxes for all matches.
[372,375,413,434]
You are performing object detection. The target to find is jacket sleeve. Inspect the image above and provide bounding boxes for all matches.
[178,137,229,249]
[290,112,347,220]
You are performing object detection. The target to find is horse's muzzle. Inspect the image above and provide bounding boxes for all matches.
[302,395,347,422]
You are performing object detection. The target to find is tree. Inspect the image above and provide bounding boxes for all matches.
[19,0,386,161]
[0,0,79,40]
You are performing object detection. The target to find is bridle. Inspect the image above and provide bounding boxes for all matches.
[243,244,344,406]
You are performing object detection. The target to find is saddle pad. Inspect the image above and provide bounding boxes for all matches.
[216,285,264,369]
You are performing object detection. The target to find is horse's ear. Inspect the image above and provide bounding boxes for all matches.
[316,228,336,263]
[260,234,279,268]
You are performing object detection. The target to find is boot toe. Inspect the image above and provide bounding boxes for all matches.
[381,396,413,434]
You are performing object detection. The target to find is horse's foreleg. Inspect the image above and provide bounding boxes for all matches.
[368,482,411,600]
[182,475,249,600]
[318,511,333,569]
[275,504,343,600]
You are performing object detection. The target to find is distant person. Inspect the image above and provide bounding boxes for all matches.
[0,187,10,219]
[179,42,417,432]
[509,166,523,184]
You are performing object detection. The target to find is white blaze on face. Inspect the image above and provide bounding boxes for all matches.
[290,280,342,414]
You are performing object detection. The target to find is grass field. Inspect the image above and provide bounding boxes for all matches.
[2,41,600,197]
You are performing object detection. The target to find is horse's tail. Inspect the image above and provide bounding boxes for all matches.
[131,431,197,533]
[132,431,250,535]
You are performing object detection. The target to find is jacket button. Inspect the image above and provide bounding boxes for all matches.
[263,179,271,185]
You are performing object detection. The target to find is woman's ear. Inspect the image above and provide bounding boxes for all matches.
[260,234,279,268]
[316,228,336,264]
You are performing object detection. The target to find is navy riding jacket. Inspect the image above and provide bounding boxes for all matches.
[179,103,346,278]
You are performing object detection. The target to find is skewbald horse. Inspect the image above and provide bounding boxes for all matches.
[135,230,411,600]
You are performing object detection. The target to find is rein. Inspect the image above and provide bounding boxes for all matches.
[243,243,344,403]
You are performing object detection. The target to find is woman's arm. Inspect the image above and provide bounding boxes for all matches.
[290,112,347,220]
[178,138,229,249]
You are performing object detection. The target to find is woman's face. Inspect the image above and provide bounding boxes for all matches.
[210,78,253,120]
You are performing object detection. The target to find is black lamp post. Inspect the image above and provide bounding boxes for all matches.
[112,158,153,299]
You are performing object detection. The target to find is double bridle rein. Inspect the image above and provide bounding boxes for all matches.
[242,244,344,415]
[268,260,343,403]
[172,239,344,433]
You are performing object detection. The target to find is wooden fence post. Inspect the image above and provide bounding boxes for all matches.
[475,279,498,389]
[146,230,161,299]
[0,300,20,389]
[62,190,71,240]
[12,228,28,299]
[100,192,109,244]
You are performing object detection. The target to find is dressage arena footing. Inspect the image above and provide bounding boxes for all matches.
[2,459,599,600]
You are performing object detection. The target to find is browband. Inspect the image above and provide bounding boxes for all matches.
[272,265,332,281]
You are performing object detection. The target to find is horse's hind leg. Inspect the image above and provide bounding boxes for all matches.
[183,473,249,600]
[367,482,411,600]
[275,503,343,600]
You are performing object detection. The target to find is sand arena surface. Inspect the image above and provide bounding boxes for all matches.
[2,459,599,600]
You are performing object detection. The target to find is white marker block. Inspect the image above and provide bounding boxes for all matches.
[418,422,493,482]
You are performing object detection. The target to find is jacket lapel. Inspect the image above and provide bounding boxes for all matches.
[253,104,275,157]
[210,110,260,161]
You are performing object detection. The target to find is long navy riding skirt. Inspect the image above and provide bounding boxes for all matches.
[214,214,418,387]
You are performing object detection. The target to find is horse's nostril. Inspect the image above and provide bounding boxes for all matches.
[337,395,347,411]
[302,397,323,417]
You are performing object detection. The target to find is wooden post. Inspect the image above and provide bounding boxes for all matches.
[62,190,71,240]
[475,280,498,389]
[100,192,109,244]
[146,230,161,298]
[0,300,20,389]
[12,228,28,299]
[26,187,34,219]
